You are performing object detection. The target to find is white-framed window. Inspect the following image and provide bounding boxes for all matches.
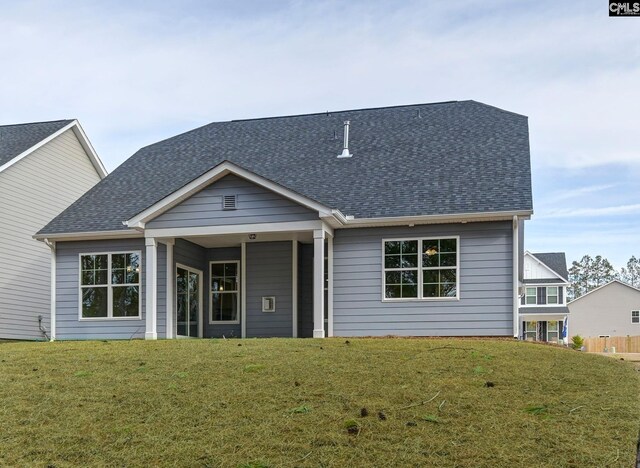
[382,237,458,300]
[547,287,558,305]
[547,320,559,343]
[524,320,537,341]
[632,310,639,324]
[209,261,240,323]
[79,252,141,319]
[525,287,537,305]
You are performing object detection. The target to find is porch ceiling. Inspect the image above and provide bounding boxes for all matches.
[181,230,314,248]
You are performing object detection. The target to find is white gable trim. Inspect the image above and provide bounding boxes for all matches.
[524,251,567,282]
[125,161,338,229]
[568,279,640,305]
[0,120,108,178]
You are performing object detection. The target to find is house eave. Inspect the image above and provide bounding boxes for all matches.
[34,229,143,242]
[339,210,533,228]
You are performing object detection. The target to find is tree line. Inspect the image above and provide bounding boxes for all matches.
[568,255,639,300]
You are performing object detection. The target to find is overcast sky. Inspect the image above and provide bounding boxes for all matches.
[1,0,638,268]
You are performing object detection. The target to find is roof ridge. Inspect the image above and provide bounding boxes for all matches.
[134,101,461,154]
[230,100,459,123]
[0,119,74,129]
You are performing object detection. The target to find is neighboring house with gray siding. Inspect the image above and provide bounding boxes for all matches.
[35,101,533,340]
[0,120,106,340]
[518,252,570,343]
[567,280,640,339]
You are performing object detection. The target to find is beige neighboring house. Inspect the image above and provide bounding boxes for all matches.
[567,280,640,338]
[0,120,106,340]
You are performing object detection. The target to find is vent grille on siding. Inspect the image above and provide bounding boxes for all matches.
[222,195,237,210]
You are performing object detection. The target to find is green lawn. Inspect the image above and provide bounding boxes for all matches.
[0,338,638,467]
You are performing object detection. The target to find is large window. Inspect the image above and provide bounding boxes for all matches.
[383,238,458,300]
[547,321,559,343]
[632,310,639,324]
[210,261,240,323]
[80,252,141,319]
[547,287,559,304]
[524,321,537,341]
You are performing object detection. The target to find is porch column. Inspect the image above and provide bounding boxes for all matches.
[164,239,175,339]
[327,234,334,337]
[145,237,158,340]
[313,229,325,338]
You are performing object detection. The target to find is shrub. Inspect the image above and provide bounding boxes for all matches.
[571,335,584,350]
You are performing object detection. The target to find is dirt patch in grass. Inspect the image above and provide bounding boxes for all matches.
[0,338,638,467]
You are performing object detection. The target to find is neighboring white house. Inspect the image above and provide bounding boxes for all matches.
[568,280,640,338]
[0,120,106,340]
[518,251,570,343]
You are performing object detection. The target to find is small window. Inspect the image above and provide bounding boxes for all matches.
[524,321,537,341]
[525,287,536,305]
[632,311,639,324]
[547,287,558,305]
[222,195,237,210]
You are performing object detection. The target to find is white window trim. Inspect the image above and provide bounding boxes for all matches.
[209,260,241,324]
[546,320,559,342]
[632,310,639,324]
[381,236,460,302]
[521,284,566,307]
[546,286,559,305]
[78,251,142,321]
[525,287,537,305]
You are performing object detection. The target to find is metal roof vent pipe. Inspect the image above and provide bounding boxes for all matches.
[337,120,353,158]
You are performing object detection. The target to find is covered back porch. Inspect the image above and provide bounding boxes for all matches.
[143,221,334,339]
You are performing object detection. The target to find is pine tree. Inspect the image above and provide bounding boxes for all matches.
[620,256,640,287]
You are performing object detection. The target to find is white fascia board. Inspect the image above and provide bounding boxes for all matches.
[33,229,143,242]
[340,210,533,228]
[70,121,108,178]
[126,161,336,227]
[524,251,569,283]
[0,120,76,174]
[144,220,327,239]
[0,120,108,178]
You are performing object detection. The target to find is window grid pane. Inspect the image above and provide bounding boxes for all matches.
[384,238,457,299]
[210,262,240,321]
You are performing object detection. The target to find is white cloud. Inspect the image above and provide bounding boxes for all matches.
[538,203,640,219]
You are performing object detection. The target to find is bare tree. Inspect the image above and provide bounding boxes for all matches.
[620,256,640,287]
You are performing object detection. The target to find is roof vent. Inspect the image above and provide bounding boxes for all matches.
[337,120,352,158]
[222,195,237,210]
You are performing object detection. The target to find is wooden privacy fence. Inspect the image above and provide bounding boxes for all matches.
[583,335,640,353]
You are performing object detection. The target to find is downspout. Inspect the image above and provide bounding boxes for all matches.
[512,216,519,339]
[44,239,56,341]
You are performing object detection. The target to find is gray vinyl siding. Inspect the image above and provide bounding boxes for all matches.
[206,247,241,338]
[55,239,146,340]
[246,241,293,338]
[0,129,102,340]
[332,221,514,337]
[146,174,319,230]
[297,243,313,338]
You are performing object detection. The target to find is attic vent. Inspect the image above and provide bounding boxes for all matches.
[222,195,237,210]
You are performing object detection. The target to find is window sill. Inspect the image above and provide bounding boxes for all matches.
[209,320,240,325]
[381,297,460,303]
[79,316,142,321]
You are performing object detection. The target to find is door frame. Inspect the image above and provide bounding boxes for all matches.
[175,263,204,338]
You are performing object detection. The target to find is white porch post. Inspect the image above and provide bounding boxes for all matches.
[45,239,56,341]
[313,229,325,338]
[165,239,175,339]
[327,234,334,337]
[145,237,158,340]
[512,215,520,339]
[292,240,298,338]
[241,242,247,338]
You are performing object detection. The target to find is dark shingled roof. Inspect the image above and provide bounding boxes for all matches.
[531,252,569,281]
[38,100,532,235]
[0,120,73,167]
